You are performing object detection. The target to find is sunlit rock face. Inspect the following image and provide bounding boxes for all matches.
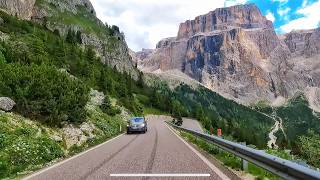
[177,4,273,39]
[136,4,320,107]
[0,0,36,20]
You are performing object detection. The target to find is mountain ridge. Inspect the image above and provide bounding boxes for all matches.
[133,4,320,111]
[0,0,139,79]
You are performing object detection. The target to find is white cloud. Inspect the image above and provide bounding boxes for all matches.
[277,7,290,16]
[277,7,290,21]
[280,0,320,33]
[91,0,248,51]
[224,0,248,7]
[302,0,308,7]
[266,11,275,22]
[272,0,288,4]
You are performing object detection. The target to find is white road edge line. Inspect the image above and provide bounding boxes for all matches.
[24,133,125,180]
[165,123,231,180]
[110,173,210,177]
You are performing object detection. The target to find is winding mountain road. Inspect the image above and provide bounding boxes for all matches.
[24,115,236,180]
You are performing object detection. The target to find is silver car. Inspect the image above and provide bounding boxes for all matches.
[127,117,148,134]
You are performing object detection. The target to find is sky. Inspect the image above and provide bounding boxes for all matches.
[91,0,320,51]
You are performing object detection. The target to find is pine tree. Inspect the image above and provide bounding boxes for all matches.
[76,31,82,44]
[66,29,76,44]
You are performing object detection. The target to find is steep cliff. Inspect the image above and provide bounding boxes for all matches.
[137,4,320,108]
[177,4,273,39]
[0,0,36,19]
[0,0,138,78]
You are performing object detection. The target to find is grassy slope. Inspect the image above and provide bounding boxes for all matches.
[36,0,113,38]
[0,103,126,179]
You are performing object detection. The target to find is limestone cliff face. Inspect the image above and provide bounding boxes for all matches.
[0,0,138,79]
[284,29,320,58]
[0,0,36,19]
[177,4,273,39]
[138,4,320,106]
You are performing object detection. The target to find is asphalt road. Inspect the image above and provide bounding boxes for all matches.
[25,115,232,180]
[181,118,204,133]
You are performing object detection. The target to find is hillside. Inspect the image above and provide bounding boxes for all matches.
[0,1,319,178]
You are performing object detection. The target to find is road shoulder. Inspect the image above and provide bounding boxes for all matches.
[166,123,235,180]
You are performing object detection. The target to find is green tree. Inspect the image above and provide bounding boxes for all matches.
[66,29,76,44]
[298,130,320,167]
[0,44,6,65]
[171,100,188,118]
[101,96,121,116]
[76,31,82,44]
[0,64,89,126]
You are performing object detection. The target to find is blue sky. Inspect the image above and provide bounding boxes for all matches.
[91,0,320,51]
[247,0,319,33]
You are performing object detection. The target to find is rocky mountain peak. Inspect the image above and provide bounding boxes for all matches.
[177,4,273,39]
[135,4,320,109]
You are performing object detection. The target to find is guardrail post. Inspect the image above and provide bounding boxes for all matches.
[240,142,248,172]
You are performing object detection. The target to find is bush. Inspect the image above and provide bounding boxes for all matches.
[100,97,121,116]
[298,130,320,168]
[0,45,6,65]
[0,137,63,178]
[0,64,89,125]
[0,115,64,179]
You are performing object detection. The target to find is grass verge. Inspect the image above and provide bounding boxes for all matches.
[0,105,126,179]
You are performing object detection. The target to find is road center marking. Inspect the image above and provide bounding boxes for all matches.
[165,123,231,180]
[110,173,210,177]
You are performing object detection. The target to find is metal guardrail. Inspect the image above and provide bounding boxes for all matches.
[166,122,320,180]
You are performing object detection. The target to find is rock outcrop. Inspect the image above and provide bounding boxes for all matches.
[0,97,16,111]
[137,4,320,106]
[283,29,320,58]
[0,0,138,79]
[177,4,273,39]
[0,0,36,19]
[89,89,105,106]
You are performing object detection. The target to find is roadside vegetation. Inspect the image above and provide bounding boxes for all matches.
[180,131,299,180]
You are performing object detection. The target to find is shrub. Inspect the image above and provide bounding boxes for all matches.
[298,130,320,168]
[100,97,121,116]
[0,64,89,125]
